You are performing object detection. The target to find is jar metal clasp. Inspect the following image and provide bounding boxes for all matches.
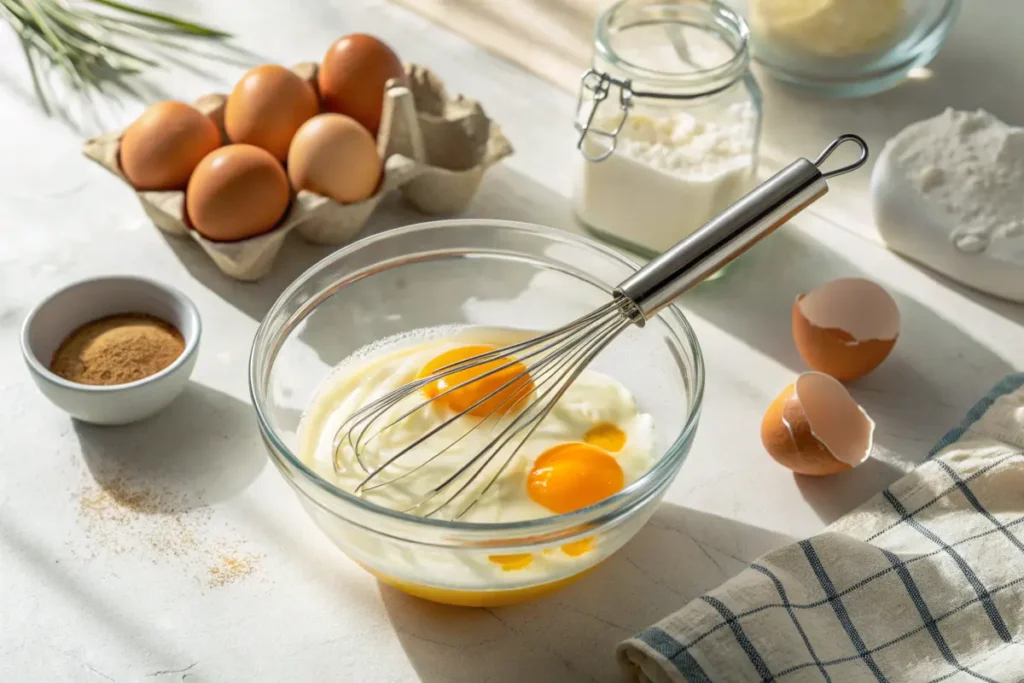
[575,66,743,163]
[574,69,634,163]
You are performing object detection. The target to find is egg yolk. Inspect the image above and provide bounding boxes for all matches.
[584,423,627,452]
[417,345,534,417]
[527,443,625,514]
[560,537,595,557]
[488,553,533,571]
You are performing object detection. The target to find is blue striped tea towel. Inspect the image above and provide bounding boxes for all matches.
[619,374,1024,682]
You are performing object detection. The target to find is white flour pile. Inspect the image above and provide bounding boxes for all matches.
[872,108,1024,301]
[894,109,1024,252]
[575,104,757,254]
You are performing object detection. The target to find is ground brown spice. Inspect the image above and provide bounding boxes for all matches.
[208,552,262,587]
[51,313,184,385]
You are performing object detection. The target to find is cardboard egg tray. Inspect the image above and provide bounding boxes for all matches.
[82,63,513,281]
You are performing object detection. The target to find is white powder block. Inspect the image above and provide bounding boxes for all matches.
[872,109,1024,303]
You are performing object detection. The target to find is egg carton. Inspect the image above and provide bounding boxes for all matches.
[82,63,514,281]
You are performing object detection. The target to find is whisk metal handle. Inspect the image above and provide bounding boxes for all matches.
[614,134,869,323]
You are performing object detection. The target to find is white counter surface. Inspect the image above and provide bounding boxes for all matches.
[2,1,1022,681]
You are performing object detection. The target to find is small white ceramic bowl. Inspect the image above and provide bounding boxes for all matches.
[21,276,201,425]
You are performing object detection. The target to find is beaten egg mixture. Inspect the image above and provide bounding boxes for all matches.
[298,328,655,524]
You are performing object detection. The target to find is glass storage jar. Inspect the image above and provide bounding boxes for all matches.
[573,0,762,258]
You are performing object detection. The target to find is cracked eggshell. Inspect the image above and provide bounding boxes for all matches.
[793,278,900,381]
[761,372,875,476]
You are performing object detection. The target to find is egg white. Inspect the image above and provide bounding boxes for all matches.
[298,328,655,523]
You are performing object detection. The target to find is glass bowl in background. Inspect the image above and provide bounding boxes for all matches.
[249,220,704,606]
[739,0,961,97]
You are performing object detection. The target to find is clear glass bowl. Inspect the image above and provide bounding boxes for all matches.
[742,0,961,97]
[249,219,704,606]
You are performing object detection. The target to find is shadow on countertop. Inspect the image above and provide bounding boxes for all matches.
[160,230,336,323]
[380,503,795,683]
[290,167,576,368]
[73,381,265,512]
[679,224,1015,515]
[161,162,580,327]
[792,457,905,526]
[0,523,185,669]
[907,259,1024,329]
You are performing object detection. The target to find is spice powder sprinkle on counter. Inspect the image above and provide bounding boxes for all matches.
[73,474,264,587]
[50,313,184,385]
[208,553,263,588]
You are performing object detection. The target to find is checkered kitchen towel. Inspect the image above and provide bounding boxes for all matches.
[619,374,1024,683]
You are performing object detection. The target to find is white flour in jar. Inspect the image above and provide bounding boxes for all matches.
[574,103,757,254]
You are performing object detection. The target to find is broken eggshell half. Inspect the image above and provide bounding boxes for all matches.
[761,371,875,476]
[792,278,900,382]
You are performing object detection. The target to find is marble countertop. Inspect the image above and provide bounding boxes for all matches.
[1,1,1022,681]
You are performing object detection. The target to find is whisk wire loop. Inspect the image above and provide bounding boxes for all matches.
[335,299,627,469]
[345,307,616,489]
[333,299,633,516]
[409,311,631,518]
[446,314,632,519]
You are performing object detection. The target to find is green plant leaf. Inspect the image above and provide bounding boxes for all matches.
[1,0,231,113]
[88,0,231,37]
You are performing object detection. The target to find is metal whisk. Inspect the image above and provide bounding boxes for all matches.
[335,134,869,519]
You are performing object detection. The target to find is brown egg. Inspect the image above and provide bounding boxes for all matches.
[792,278,900,382]
[119,101,220,191]
[318,34,404,136]
[225,64,319,161]
[761,372,874,476]
[287,114,381,203]
[186,144,290,242]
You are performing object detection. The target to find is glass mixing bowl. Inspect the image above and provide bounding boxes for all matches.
[740,0,961,97]
[250,220,704,606]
